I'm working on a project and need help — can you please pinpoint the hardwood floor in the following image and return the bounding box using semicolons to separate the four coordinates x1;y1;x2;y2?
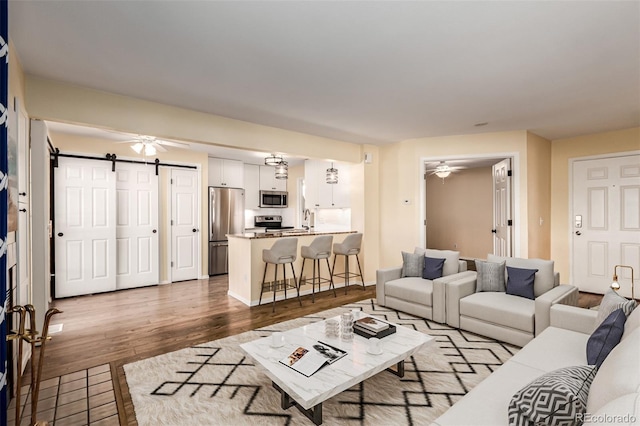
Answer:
22;277;600;425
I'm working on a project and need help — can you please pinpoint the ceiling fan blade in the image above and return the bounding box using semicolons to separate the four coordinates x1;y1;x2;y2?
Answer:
154;143;168;153
157;139;190;149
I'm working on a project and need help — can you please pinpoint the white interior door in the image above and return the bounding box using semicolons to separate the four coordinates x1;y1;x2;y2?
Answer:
171;168;200;282
17;105;30;306
492;158;512;256
54;157;116;297
116;163;159;289
572;154;640;297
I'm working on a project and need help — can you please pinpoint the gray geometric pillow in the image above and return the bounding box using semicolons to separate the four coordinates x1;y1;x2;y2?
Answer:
401;251;424;277
475;259;506;292
508;365;596;426
595;289;637;328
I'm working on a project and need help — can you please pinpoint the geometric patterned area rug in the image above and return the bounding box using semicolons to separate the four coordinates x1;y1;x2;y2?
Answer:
124;299;519;425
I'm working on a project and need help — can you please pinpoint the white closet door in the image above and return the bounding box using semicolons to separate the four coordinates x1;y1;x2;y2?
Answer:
492;159;512;257
116;163;159;289
55;157;116;297
171;168;200;282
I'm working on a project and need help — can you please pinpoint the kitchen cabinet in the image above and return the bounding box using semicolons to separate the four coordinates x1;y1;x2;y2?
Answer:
208;158;244;188
243;164;260;209
259;165;287;192
304;160;351;208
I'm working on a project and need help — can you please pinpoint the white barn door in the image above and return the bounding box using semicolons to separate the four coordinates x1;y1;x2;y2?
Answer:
572;154;640;297
54;157;116;297
116;163;159;290
171;168;200;282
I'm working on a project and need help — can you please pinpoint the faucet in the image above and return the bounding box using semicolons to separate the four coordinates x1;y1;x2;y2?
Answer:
303;209;311;229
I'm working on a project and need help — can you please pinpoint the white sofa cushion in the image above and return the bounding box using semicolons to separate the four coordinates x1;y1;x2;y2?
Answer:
510;327;589;372
488;254;555;297
587;328;640;414
624;305;640;338
460;292;535;333
584;394;639;425
415;248;460;277
385;277;432;306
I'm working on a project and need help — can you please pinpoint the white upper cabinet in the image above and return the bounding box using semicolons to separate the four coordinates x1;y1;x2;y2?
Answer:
208;158;244;188
243;164;260;210
304;160;351;208
259;165;287;192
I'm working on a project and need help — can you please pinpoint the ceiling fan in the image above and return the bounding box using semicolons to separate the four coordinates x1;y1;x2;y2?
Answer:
116;135;190;156
426;161;465;181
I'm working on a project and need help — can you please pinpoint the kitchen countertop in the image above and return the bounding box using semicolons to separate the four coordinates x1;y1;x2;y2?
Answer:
228;229;356;239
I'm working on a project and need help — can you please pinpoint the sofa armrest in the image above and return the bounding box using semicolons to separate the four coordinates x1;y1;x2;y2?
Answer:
432;271;476;324
534;284;579;336
550;304;598;335
376;267;402;306
554;272;560;286
457;260;467;272
444;272;478;328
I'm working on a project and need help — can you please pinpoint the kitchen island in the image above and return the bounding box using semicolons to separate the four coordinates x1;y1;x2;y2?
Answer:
227;230;358;306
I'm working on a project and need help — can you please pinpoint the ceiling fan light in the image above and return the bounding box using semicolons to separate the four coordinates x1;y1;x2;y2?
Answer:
435;169;451;178
131;142;144;154
144;144;157;156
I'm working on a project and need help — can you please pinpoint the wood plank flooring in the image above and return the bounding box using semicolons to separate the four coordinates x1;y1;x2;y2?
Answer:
20;276;600;425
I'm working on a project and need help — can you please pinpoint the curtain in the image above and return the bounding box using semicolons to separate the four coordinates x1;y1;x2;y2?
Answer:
1;0;9;423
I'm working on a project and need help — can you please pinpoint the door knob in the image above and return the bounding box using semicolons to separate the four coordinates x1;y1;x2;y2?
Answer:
57;232;63;237
152;229;157;233
491;229;497;234
192;228;198;232
19;208;27;212
575;231;582;236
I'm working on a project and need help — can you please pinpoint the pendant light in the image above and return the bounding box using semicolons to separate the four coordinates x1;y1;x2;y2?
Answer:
326;162;338;184
265;153;284;166
275;160;288;180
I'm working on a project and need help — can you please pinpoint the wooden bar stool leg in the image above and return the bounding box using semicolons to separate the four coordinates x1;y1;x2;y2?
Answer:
259;262;268;305
356;254;365;290
291;262;302;306
326;258;337;297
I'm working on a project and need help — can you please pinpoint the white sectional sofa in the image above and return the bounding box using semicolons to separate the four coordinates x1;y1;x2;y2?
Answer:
376;249;474;323
432;303;640;425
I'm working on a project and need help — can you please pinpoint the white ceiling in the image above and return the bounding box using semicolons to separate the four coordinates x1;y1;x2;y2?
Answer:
10;1;640;145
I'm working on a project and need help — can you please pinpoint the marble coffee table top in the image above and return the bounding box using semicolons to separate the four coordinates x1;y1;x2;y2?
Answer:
240;315;435;410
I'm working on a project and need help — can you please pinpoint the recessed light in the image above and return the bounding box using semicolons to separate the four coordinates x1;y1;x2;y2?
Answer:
474;122;489;127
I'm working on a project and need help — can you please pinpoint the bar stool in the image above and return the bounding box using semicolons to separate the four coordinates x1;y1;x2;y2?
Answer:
300;235;336;302
258;237;301;312
331;233;365;294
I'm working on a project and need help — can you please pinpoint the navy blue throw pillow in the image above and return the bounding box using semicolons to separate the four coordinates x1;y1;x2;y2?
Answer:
587;308;627;368
506;266;538;300
423;257;446;280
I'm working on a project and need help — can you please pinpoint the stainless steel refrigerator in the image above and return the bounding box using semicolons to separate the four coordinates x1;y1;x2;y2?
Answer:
209;187;245;275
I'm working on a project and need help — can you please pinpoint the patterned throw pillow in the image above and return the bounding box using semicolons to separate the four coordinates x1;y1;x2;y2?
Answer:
475;259;506;292
506;266;538;300
422;257;446;280
401;251;424;277
508;365;596;426
595;289;637;328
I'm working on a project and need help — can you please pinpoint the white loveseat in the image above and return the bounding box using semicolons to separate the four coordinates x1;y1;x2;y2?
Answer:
432;303;640;425
445;254;578;346
376;249;474;323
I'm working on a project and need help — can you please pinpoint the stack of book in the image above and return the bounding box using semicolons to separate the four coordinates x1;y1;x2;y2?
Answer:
353;316;396;339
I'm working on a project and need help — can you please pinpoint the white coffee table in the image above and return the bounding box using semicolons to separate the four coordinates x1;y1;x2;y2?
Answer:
240;315;435;425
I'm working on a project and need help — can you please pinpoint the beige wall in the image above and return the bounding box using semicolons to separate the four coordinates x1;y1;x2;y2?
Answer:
550;127;640;284
25;76;362;163
526;132;552;259
50;132;210;281
426;167;493;259
378;131;529;268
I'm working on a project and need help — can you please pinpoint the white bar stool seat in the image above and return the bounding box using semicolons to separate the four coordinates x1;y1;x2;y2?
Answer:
258;237;301;312
300;235;336;302
331;233;365;294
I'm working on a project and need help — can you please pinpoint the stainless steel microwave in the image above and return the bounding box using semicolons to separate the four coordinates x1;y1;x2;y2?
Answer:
259;190;288;208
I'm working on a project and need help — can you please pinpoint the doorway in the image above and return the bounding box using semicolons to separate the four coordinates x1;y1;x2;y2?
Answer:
421;155;518;259
571;153;640;296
